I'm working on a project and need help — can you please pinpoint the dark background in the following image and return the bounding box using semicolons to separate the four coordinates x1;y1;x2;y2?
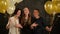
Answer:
0;0;52;34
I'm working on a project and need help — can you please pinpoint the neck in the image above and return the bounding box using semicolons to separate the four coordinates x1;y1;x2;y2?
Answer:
14;15;18;19
25;14;29;19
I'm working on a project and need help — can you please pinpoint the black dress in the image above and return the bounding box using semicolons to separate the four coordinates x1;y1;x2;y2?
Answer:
31;17;47;34
21;19;32;34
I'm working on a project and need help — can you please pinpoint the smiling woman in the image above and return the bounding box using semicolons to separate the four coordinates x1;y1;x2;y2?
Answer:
6;9;22;34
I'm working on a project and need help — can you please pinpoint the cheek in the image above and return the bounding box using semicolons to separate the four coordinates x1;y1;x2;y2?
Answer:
34;13;39;15
28;11;29;14
24;11;29;14
34;13;37;15
24;11;26;13
17;13;21;16
26;11;29;14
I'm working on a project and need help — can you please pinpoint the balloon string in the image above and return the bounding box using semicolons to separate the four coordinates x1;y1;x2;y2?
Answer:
50;12;56;25
49;12;56;34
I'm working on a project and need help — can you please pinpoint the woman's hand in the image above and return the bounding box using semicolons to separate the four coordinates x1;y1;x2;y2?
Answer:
6;25;9;30
45;26;52;32
31;23;38;29
15;24;23;28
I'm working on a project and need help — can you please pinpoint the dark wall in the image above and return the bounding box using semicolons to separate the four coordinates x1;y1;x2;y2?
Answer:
0;13;9;34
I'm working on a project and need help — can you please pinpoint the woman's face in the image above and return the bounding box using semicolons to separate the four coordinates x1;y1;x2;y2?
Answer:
16;10;21;17
23;8;29;15
33;10;39;17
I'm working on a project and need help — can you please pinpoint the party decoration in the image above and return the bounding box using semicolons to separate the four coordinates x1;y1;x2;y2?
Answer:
0;0;7;14
7;0;23;15
13;0;23;3
44;1;60;34
44;1;60;15
44;1;54;14
54;1;60;13
52;0;60;2
7;6;15;15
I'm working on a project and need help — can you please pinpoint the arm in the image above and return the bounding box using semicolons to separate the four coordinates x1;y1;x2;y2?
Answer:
6;18;11;29
43;18;52;32
15;24;23;28
14;19;23;28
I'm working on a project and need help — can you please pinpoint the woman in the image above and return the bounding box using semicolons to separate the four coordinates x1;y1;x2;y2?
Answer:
6;9;23;34
21;7;32;34
31;9;51;34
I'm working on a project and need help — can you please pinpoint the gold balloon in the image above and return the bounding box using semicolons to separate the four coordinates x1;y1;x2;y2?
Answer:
52;0;60;2
0;0;7;14
55;1;60;13
14;0;23;3
6;0;15;15
44;1;60;15
44;1;54;15
7;6;15;15
53;1;60;13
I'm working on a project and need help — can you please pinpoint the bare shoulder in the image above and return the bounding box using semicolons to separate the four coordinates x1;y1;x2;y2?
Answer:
9;17;14;21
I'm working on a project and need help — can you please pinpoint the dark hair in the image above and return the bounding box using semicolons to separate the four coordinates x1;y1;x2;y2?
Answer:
23;7;30;10
33;8;40;15
12;9;22;24
34;9;40;12
12;8;22;16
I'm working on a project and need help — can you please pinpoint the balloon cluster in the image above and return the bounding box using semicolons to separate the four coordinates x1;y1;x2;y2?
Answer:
0;0;7;14
0;0;23;15
44;0;60;15
7;0;23;15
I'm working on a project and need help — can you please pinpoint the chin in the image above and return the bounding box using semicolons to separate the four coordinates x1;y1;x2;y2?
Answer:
17;15;20;17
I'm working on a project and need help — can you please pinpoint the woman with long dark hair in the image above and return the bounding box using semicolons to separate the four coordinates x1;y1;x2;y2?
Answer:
21;7;32;34
6;9;23;34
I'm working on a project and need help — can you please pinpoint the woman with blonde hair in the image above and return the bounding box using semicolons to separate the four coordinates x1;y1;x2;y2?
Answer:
21;7;32;34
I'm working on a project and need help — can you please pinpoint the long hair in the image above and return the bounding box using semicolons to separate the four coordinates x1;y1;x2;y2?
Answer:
21;7;31;26
12;8;22;23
